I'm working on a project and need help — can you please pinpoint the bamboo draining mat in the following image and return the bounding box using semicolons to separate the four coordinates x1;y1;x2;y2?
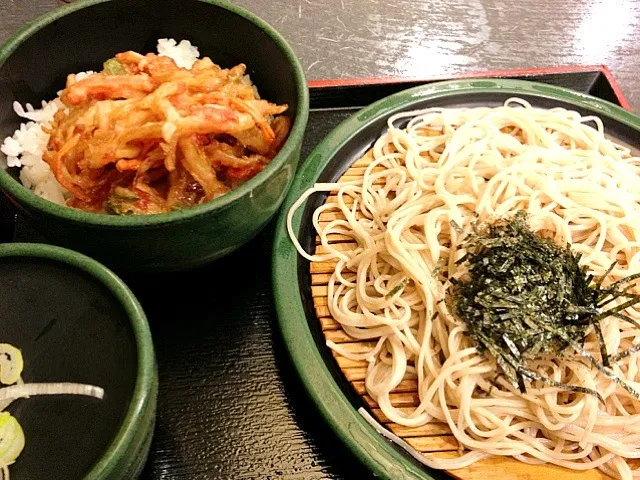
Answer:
311;152;613;480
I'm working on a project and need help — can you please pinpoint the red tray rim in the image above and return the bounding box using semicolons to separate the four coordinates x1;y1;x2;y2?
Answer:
307;65;631;111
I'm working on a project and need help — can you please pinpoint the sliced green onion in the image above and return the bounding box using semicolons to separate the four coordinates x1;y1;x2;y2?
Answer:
103;58;126;75
0;345;23;386
0;383;104;403
0;412;25;467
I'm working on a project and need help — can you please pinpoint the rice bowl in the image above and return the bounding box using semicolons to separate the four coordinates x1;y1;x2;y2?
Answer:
0;0;309;270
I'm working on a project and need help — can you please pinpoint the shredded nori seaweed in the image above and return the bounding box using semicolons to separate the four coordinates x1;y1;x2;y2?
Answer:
451;212;640;401
386;278;408;299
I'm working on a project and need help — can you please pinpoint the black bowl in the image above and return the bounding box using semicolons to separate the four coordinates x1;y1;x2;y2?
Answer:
0;243;157;479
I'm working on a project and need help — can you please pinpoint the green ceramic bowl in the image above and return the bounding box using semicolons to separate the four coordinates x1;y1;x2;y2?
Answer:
273;79;640;479
0;242;157;480
0;0;309;271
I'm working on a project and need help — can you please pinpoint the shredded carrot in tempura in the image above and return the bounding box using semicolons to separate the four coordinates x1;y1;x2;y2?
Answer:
43;52;291;214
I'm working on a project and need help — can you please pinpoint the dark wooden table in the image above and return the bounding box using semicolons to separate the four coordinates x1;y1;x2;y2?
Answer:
2;1;640;479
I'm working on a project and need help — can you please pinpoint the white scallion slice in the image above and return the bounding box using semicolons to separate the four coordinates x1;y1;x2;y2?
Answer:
0;412;24;466
0;346;23;386
0;383;104;403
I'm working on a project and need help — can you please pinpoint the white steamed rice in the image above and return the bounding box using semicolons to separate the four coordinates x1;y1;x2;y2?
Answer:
0;39;201;206
157;38;199;69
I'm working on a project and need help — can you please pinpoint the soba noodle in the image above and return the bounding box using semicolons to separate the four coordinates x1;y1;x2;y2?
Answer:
287;98;640;479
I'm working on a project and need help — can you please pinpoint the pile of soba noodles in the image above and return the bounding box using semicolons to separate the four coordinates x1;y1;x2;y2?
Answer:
288;98;640;479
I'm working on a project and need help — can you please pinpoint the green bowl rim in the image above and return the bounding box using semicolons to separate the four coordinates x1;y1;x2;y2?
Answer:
272;78;640;480
0;242;156;479
0;0;310;227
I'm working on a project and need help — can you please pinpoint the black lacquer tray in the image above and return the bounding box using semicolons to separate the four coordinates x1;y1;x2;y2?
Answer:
0;66;631;479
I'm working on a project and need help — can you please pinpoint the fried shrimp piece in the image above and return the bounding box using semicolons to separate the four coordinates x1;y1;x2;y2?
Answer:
68;79;151;105
62;74;156;105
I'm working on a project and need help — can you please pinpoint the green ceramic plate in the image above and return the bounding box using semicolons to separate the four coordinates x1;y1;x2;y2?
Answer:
272;79;640;479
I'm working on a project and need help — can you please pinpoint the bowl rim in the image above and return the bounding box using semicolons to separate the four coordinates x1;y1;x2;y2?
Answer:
272;78;640;480
0;0;310;227
0;242;156;478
